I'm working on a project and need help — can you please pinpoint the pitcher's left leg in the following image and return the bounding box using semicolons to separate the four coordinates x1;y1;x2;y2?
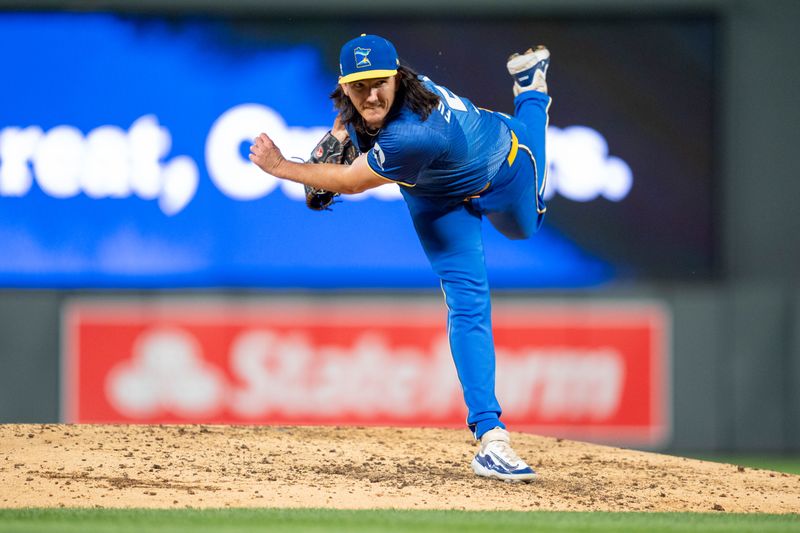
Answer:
402;193;504;439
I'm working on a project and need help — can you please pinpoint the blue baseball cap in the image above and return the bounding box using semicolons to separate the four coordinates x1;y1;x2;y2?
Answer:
339;34;399;84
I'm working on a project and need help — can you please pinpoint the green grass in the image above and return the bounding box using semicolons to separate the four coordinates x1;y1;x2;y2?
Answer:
1;509;799;533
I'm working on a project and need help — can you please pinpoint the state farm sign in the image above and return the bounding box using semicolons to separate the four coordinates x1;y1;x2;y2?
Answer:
62;298;670;446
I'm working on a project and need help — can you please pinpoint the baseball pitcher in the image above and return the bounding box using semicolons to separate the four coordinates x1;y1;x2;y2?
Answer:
250;34;551;482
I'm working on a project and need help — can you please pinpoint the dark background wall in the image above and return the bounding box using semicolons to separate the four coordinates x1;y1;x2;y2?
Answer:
0;0;798;452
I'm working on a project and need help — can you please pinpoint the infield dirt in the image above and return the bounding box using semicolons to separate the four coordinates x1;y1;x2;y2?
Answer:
1;424;798;513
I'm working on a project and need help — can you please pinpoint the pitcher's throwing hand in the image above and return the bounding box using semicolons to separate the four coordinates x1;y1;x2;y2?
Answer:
249;132;284;175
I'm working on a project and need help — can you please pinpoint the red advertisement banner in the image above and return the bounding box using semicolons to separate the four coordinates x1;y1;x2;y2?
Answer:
62;299;670;446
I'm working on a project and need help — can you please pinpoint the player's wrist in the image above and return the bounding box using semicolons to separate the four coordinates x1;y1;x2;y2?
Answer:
270;155;290;178
330;129;348;143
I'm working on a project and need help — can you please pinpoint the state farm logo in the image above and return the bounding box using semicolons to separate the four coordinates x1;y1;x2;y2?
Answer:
64;300;668;446
106;329;227;418
103;326;625;423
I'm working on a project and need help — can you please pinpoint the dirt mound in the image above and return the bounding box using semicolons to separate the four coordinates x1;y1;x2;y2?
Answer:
1;424;798;513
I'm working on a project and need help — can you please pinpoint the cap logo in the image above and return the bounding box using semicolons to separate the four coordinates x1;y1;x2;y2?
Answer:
354;47;372;68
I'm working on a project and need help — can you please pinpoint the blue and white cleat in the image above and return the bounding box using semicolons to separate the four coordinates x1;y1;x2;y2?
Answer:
472;427;537;482
506;45;550;96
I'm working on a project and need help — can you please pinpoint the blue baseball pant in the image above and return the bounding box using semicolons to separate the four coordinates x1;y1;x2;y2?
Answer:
401;91;551;439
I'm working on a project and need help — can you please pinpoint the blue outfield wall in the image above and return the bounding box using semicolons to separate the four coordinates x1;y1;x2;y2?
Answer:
0;13;716;289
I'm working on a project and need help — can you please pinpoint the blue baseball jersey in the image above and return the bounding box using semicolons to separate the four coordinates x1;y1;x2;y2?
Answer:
351;76;512;199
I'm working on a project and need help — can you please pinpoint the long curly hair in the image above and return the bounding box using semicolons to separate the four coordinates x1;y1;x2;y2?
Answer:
330;64;440;136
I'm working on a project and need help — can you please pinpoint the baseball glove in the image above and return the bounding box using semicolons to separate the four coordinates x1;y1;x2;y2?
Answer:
305;131;359;211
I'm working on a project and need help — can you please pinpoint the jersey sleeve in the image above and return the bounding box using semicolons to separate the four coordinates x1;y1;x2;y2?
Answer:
366;124;445;187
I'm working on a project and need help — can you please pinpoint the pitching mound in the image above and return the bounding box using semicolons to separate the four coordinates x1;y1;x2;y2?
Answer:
1;424;798;513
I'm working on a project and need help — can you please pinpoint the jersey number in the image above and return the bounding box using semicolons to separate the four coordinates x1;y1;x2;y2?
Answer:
432;84;468;112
